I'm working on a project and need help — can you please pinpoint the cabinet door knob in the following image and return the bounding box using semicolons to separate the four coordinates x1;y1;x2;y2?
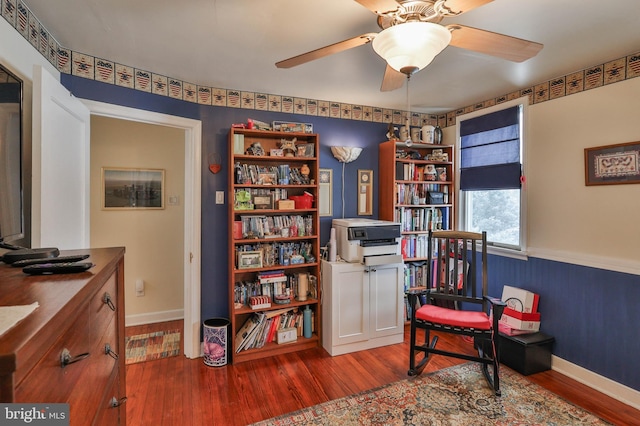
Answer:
104;343;119;360
102;292;116;311
60;348;90;368
109;396;128;408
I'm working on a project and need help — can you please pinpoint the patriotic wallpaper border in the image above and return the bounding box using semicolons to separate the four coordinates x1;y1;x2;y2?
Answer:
3;0;640;128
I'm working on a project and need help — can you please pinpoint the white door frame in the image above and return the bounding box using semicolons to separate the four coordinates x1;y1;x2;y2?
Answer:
82;99;202;359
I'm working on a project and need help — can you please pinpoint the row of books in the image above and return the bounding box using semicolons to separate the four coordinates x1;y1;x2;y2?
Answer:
234;163;309;185
403;257;467;289
396;207;449;233
396;183;448;205
236;241;315;267
235;308;309;353
234;274;292;307
403;261;430;291
396;163;447;182
240;214;313;239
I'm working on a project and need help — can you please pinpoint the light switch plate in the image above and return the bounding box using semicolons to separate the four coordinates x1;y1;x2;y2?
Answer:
215;191;224;204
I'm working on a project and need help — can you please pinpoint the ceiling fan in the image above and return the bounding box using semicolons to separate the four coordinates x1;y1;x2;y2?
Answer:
275;0;543;92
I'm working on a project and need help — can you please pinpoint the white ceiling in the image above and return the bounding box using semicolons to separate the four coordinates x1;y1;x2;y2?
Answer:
21;0;640;114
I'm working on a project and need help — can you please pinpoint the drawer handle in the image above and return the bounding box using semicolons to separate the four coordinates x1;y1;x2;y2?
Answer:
104;343;119;360
60;348;90;368
109;396;128;408
102;292;116;311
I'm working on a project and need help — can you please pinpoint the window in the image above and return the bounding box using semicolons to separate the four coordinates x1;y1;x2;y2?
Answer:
457;98;527;251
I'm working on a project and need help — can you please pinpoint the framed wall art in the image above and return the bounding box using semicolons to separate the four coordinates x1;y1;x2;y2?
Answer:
584;141;640;186
357;169;373;216
102;167;165;209
318;168;333;217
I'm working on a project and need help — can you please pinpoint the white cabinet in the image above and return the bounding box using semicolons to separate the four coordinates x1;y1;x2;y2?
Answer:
321;260;404;356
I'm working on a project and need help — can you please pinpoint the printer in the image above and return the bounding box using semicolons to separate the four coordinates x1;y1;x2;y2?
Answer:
332;218;402;266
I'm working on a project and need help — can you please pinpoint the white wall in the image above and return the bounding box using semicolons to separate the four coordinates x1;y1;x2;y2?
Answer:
527;77;640;269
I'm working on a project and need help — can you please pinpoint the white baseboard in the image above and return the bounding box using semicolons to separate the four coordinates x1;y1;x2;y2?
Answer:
125;309;184;327
552;355;640;410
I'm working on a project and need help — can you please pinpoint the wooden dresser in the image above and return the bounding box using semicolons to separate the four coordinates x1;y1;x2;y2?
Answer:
0;247;126;425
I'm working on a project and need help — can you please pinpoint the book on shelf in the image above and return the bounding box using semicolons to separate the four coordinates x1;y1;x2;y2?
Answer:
235;313;265;353
258;270;287;284
250;295;271;310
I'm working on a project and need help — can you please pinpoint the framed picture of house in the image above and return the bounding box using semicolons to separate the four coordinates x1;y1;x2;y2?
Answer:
102;167;165;209
584;141;640;186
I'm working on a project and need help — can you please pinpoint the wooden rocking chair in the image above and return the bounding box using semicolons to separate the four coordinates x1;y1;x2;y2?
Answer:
406;230;506;395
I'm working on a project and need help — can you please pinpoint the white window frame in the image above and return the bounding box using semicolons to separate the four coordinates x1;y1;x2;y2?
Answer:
455;96;529;259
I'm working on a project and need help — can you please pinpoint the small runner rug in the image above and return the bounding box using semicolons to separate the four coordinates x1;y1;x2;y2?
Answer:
252;363;612;426
125;329;181;365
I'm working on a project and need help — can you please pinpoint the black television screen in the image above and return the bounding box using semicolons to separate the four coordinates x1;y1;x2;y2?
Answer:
0;63;23;245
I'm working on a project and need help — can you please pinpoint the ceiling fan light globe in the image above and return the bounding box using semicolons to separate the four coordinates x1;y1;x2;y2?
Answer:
372;22;451;73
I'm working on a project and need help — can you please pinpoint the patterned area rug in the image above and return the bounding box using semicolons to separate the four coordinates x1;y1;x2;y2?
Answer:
125;329;181;365
252;363;612;426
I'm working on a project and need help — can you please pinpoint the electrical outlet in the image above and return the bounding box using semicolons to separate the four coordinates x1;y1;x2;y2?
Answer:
216;191;224;204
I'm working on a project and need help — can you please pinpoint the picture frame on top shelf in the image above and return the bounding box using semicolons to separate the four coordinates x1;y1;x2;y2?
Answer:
584;141;640;185
102;167;164;210
237;250;263;269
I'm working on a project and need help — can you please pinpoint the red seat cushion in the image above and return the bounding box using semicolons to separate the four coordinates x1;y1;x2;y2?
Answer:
416;304;492;330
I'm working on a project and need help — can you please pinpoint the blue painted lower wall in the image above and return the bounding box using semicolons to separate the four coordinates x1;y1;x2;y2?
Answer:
487;254;639;391
62;75;639;393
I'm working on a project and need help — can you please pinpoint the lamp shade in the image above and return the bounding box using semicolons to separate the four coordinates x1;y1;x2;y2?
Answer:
372;22;451;73
331;146;362;163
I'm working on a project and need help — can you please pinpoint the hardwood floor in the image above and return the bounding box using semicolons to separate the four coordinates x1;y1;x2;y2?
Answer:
125;321;639;425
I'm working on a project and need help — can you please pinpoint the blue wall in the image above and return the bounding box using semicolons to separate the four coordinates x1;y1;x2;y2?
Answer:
487;255;639;391
62;75;639;392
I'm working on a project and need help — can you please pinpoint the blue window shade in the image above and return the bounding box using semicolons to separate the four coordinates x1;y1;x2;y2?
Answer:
460;105;521;190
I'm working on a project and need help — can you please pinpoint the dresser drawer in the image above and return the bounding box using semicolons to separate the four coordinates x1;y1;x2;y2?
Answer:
67;315;119;425
15;306;91;402
92;272;118;346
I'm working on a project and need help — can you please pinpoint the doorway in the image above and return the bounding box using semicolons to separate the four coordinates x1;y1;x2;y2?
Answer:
83;100;202;359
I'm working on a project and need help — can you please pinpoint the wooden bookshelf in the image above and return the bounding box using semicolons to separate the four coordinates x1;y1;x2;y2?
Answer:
379;140;455;322
227;128;321;363
379;140;455;261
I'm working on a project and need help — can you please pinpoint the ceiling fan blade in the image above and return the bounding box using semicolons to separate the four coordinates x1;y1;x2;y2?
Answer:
275;33;377;68
441;0;493;15
380;64;406;92
354;0;400;14
447;24;543;62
